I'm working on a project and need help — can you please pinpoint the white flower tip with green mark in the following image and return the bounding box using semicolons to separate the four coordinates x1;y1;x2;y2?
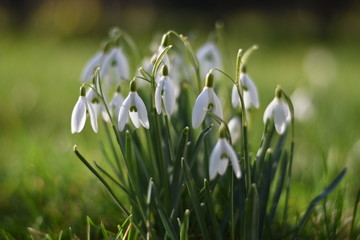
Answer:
118;92;149;131
231;73;259;109
191;87;223;128
209;138;241;180
155;75;176;116
71;95;98;134
263;97;291;135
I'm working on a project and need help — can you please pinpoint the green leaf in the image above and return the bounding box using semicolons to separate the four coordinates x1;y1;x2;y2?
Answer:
292;168;347;239
189;124;213;168
182;158;210;240
244;183;259;240
203;179;222;240
179;209;190;240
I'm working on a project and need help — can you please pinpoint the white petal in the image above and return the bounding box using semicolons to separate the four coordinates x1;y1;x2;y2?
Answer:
197;43;221;77
164;78;176;115
228;117;242;143
99;49;115;79
135;93;150;129
118;95;131;131
86;99;98;133
71;97;87;133
231;85;240;108
113;48;129;80
209;140;223;180
243;74;259;109
211;89;223;120
129;111;141;128
155;80;163;114
223;139;241;179
274;99;288;134
263;99;275;124
192;88;209;128
81;52;103;82
110;92;124;119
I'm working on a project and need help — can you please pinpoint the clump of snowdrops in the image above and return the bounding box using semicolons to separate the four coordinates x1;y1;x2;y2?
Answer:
71;27;346;239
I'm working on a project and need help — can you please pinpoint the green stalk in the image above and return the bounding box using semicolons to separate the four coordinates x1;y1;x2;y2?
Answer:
73;146;130;217
230;172;235;240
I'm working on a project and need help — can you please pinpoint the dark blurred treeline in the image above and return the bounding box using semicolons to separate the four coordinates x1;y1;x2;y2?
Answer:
0;0;359;40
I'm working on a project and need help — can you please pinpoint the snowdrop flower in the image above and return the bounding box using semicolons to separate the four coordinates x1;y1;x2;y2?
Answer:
232;72;259;109
192;73;223;128
86;85;110;122
81;52;104;83
196;42;221;78
263;87;291;135
150;34;170;67
155;65;176;115
118;81;149;131
100;47;130;85
228;116;242;143
209;124;241;180
109;85;124;120
71;86;98;133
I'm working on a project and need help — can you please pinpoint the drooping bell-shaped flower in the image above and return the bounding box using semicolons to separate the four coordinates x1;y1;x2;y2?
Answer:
192;73;223;128
228;116;242;143
109;85;124;120
209;124;241;180
196;42;221;78
86;85;110;122
232;71;259;109
71;86;98;133
263;87;291;135
81;52;104;83
118;81;149;131
100;47;130;84
155;65;176;115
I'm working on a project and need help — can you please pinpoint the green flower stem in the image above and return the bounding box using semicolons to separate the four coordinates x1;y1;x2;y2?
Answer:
73;146;130;217
280;89;295;231
230;172;235;240
150;74;170;208
164;114;175;163
235;84;252;192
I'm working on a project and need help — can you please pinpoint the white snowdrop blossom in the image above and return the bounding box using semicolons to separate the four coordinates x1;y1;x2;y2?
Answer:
81;52;104;83
109;87;124;120
196;42;221;78
118;81;149;131
71;87;98;133
100;47;129;84
86;85;110;122
155;65;176;115
228;116;242;143
232;73;259;109
192;73;223;128
209;126;241;180
263;89;291;135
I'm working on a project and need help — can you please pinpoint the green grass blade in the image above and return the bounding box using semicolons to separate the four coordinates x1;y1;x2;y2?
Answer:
182;158;210;240
151;184;178;240
179;209;190;240
292;168;347;239
244;183;260;240
269;152;288;223
151;45;172;77
189;124;213;168
74;146;130;217
350;188;360;238
203;179;222;240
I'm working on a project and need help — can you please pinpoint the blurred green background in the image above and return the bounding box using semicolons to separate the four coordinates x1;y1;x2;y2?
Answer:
1;0;360;238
